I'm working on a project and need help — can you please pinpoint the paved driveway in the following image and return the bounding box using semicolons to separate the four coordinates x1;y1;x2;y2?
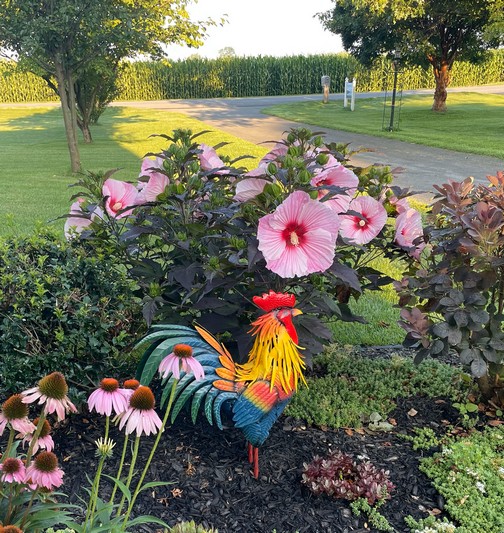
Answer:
114;85;504;201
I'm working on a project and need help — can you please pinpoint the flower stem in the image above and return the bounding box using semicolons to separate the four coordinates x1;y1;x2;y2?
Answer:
3;427;15;460
25;411;47;466
84;416;110;531
109;432;129;507
122;379;179;527
116;435;140;519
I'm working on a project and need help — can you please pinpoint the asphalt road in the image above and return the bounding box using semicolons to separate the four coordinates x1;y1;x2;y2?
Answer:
112;84;504;201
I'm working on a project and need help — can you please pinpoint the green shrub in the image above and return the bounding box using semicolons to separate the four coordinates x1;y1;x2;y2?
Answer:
169;521;218;533
0;229;145;395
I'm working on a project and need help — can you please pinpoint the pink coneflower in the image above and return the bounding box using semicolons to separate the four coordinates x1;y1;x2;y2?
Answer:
311;163;359;214
198;143;228;174
88;378;131;417
137;157;169;202
395;208;425;259
22;372;77;422
234;177;269;202
64;198;104;240
115;386;162;437
0;457;26;484
21;418;54;454
339;196;388;245
257;190;340;278
123;379;140;390
25;451;64;490
0;394;36;437
159;344;205;381
102;178;139;219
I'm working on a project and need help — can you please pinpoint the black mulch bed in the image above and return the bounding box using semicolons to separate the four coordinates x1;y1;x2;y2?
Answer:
46;346;467;533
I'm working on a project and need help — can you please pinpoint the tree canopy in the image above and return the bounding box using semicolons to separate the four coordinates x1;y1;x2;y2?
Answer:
0;0;223;171
318;0;503;111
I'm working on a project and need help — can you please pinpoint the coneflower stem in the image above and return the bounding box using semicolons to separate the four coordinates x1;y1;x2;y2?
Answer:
25;411;47;466
122;379;179;527
109;432;129;507
116;435;140;518
3;427;15;460
20;490;36;530
84;416;110;531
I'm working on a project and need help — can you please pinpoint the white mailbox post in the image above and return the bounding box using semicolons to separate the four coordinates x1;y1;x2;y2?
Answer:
343;77;356;111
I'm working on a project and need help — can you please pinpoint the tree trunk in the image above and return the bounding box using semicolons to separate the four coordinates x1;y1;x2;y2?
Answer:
54;61;81;172
77;117;93;143
432;61;450;113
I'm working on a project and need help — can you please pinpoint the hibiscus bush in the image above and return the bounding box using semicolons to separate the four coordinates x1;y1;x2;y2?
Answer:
64;127;424;361
396;173;504;407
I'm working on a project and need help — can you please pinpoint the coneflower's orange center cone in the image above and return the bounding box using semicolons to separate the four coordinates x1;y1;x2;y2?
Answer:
38;372;68;400
34;451;58;472
173;343;193;358
100;378;119;392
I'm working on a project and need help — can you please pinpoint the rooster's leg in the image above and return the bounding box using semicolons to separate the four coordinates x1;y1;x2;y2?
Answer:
246;442;260;478
253;446;259;479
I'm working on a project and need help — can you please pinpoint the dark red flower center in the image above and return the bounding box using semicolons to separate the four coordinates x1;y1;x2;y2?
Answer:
282;222;306;247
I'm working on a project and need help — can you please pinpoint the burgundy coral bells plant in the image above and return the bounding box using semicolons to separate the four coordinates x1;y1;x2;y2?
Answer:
302;450;395;505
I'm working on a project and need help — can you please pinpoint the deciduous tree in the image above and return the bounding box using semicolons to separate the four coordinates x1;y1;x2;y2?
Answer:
318;0;503;112
0;1;223;171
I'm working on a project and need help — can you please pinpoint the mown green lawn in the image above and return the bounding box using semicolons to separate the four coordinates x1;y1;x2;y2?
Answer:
0;105;268;235
262;92;504;159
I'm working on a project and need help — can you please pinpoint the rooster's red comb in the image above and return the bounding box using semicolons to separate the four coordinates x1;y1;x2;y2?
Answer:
253;290;296;312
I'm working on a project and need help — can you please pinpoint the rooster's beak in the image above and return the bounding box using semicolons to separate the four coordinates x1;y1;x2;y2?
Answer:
292;308;303;317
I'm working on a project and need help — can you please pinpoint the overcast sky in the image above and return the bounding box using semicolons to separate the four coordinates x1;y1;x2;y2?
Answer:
164;0;343;60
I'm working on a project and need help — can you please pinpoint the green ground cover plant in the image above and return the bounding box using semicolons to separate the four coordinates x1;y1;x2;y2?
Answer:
419;425;504;533
0;106;267;235
263;92;504;159
286;345;469;428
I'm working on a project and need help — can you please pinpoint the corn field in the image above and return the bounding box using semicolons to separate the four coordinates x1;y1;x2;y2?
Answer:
1;50;503;103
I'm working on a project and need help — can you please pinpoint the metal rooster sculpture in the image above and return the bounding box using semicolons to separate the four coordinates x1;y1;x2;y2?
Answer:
137;290;306;478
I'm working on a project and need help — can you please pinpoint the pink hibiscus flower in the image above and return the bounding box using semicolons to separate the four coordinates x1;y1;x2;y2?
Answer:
64;198;104;240
102;178;140;219
395;208;425;259
390;196;410;214
234;177;270;202
259;142;288;165
198;143;229;174
311;163;359;213
339;196;388;245
137;157;169;202
257;190;340;278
